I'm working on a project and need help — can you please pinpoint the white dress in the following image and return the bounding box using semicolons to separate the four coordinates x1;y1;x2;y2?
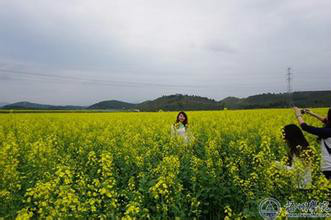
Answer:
171;123;189;143
286;155;312;189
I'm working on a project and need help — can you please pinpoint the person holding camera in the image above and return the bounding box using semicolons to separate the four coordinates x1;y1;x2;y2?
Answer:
293;107;331;179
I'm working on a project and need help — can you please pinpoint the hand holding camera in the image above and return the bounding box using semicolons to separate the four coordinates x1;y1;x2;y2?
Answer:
297;108;311;115
293;107;303;118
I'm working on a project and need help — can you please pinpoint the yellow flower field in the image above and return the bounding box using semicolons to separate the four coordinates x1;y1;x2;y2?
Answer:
0;109;330;219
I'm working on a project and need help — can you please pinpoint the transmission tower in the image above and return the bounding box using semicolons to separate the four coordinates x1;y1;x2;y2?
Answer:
287;67;293;106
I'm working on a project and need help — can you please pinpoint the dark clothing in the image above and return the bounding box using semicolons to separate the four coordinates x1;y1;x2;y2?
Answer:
323;171;331;179
322;118;328;124
300;122;331;173
300;123;331;139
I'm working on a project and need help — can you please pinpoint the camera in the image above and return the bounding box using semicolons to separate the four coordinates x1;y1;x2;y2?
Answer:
300;109;306;114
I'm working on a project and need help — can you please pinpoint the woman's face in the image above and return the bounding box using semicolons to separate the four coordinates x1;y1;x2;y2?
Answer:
178;113;186;122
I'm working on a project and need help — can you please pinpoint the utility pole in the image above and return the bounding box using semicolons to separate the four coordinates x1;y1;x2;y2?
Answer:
287;67;293;107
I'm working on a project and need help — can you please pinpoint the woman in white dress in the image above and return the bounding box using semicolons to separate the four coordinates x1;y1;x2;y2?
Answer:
171;111;189;142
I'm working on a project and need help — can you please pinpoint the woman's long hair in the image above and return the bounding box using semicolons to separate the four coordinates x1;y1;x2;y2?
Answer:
283;124;310;166
318;108;331;141
175;111;188;127
326;108;331;128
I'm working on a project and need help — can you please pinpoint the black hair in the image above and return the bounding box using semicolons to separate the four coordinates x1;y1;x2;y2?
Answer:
283;124;310;166
175;111;188;127
326;108;331;128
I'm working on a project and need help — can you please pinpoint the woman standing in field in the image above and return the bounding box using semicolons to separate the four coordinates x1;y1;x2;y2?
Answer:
281;124;312;188
171;111;189;142
293;107;331;179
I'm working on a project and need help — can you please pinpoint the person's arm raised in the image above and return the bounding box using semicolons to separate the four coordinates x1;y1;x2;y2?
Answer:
294;107;305;125
294;107;331;138
304;108;327;124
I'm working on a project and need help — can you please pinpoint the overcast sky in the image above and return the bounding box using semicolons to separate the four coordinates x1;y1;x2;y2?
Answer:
0;0;330;105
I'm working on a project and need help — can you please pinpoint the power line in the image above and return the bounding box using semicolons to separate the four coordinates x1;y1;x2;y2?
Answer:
0;68;208;88
2;67;324;91
1;73;286;90
0;68;287;89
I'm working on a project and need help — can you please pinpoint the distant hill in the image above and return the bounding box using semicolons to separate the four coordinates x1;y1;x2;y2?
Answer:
2;101;85;110
2;90;330;111
0;102;9;107
88;100;136;110
220;90;330;109
87;95;221;111
136;94;221;111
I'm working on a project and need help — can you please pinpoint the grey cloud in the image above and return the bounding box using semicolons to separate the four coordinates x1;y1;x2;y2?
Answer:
0;0;330;104
0;73;11;81
205;42;237;54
